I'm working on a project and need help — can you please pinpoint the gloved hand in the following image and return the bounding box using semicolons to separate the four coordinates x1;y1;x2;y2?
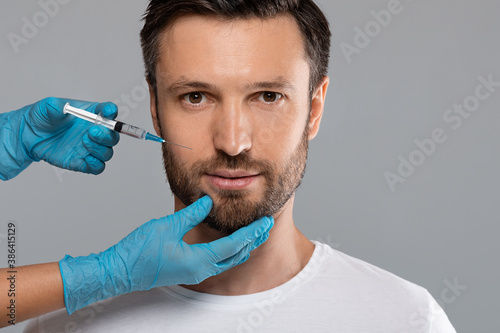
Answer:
59;196;274;314
0;97;120;180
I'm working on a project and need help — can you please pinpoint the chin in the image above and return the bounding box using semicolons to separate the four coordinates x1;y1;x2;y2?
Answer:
209;217;259;234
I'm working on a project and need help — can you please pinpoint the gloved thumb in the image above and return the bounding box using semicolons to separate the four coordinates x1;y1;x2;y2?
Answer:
38;97;68;123
94;102;118;120
175;196;213;233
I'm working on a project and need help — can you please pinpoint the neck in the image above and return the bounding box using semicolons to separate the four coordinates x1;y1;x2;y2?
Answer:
175;195;314;295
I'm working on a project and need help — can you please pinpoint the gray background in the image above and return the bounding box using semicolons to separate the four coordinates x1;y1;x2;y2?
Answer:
1;0;498;332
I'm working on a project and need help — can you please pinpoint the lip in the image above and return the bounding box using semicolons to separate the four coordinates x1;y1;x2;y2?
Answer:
206;170;260;190
209;170;260;178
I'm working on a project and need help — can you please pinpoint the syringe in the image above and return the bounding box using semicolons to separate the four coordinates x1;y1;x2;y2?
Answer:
63;103;192;150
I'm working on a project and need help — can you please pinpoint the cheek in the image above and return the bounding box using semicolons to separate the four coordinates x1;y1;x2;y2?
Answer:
252;105;308;157
158;102;209;154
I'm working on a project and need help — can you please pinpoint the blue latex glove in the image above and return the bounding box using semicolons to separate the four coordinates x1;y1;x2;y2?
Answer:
0;97;120;180
59;196;274;314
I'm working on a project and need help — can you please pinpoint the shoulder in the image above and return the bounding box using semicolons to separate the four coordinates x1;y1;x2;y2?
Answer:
311;242;444;312
312;241;428;295
305;242;455;332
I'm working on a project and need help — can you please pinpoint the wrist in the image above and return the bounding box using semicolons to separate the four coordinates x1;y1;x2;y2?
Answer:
0;109;34;180
59;248;129;315
19;106;42;162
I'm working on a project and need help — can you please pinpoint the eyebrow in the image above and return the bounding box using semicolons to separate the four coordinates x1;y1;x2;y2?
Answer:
164;76;296;93
165;77;217;93
246;77;296;92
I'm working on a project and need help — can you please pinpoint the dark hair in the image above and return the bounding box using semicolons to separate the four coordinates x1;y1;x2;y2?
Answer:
140;0;331;96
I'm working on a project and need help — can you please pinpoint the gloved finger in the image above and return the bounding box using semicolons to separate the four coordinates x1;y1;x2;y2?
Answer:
84;154;106;175
94;102;119;120
244;228;271;253
82;133;114;162
203;216;274;261
216;231;270;269
65;152;89;173
42;97;71;122
175;196;213;233
88;125;120;147
233;254;250;267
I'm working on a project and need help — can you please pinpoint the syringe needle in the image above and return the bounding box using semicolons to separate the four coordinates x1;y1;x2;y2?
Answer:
165;141;193;150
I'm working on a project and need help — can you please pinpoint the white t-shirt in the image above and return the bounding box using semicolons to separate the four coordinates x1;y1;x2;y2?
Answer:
25;242;456;333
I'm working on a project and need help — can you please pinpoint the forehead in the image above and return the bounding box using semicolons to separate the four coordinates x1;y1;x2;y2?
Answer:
156;14;309;87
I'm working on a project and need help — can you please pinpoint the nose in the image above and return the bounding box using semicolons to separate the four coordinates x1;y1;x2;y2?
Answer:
212;100;252;156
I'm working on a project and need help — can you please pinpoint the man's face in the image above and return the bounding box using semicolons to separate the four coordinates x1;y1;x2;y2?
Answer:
150;14;325;234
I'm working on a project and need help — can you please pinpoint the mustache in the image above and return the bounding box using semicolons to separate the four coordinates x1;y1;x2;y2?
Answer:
162;143;276;179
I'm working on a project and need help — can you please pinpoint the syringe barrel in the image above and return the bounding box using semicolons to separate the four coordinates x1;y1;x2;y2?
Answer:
114;121;146;140
95;113;117;131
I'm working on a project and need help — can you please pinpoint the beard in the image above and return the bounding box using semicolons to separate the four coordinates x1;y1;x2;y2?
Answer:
160;124;309;235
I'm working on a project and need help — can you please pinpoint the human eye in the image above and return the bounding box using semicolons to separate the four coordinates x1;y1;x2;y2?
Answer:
181;92;208;106
257;91;284;104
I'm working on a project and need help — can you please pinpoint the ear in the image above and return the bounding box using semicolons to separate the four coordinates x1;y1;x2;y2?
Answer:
307;76;329;140
148;80;162;137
